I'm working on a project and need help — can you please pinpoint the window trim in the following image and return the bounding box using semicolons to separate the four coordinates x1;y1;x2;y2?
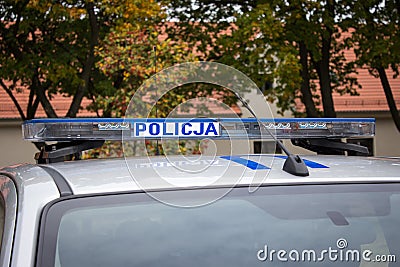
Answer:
36;182;400;267
0;174;18;267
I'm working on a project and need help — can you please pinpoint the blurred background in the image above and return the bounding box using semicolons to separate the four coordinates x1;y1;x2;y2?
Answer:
0;0;399;166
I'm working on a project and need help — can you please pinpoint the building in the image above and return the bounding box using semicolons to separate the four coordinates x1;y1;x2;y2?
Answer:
1;65;399;167
0;92;94;167
294;45;400;157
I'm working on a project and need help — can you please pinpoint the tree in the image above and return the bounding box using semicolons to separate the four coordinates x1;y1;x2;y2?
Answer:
245;0;361;117
215;4;302;115
0;0;164;119
92;28;199;118
350;0;400;132
165;0;362;118
1;0;81;119
165;1;303;115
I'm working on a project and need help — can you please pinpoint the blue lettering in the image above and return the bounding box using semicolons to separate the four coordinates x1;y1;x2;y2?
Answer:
163;123;173;135
149;123;160;135
205;123;218;136
182;123;192;135
193;122;204;135
136;123;146;136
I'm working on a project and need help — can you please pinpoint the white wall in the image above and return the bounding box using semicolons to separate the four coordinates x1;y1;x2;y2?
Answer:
338;112;400;157
374;117;400;156
0;120;37;167
1;111;397;168
240;97;400;156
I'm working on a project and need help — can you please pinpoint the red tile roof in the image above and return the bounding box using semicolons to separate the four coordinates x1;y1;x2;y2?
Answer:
2;66;398;119
332;68;400;112
0;88;95;119
169;97;242;117
0;87;241;119
1;29;398;118
297;31;400;113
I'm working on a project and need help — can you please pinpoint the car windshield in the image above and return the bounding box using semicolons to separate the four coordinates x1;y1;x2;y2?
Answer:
39;184;400;267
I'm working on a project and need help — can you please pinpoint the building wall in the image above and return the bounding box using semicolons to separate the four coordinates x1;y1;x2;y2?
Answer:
240;96;400;157
1;110;398;168
242;92;400;157
375;117;400;156
0;120;37;167
338;111;400;157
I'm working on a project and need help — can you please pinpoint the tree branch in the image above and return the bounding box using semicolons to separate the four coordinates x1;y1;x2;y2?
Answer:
32;70;58;118
0;79;26;120
27;76;35;118
66;2;99;117
299;41;319;117
35;86;57;118
27;96;40;120
377;66;400;132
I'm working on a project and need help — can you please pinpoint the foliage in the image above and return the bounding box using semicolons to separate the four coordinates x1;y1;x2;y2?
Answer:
3;0;399;143
272;0;362;117
349;0;400;76
349;0;400;132
92;27;198;118
0;0;167;119
165;0;367;118
83;139;203;158
216;4;302;115
0;0;91;119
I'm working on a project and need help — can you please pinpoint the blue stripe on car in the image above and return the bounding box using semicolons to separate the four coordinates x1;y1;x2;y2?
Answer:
273;155;329;168
220;155;329;169
220;156;270;170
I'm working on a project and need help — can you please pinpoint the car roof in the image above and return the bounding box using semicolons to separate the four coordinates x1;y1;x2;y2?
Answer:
37;154;400;195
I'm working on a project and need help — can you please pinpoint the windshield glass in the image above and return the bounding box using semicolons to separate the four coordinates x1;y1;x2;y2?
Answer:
39;184;400;267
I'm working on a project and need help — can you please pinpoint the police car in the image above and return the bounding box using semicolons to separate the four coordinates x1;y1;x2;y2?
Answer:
0;117;399;267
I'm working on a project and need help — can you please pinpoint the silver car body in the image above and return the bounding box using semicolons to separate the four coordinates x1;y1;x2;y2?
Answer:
1;154;400;266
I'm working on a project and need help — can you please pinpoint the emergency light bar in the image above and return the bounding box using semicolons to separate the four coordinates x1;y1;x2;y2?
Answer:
22;118;375;142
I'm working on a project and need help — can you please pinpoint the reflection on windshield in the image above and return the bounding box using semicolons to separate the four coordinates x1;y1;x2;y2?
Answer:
54;185;400;267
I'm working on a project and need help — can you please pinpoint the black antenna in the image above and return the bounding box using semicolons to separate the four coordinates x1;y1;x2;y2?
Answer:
234;92;309;176
154;45;160;156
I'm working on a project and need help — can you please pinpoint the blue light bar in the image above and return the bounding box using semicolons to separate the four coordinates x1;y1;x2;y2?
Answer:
22;118;375;142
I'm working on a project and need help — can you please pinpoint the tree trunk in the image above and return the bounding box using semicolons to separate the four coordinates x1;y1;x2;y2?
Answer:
32;69;58;118
319;0;336;118
27;83;40;120
0;80;26;120
35;86;58;118
319;39;336;118
66;2;99;118
299;41;319;117
27;97;40;120
377;66;400;132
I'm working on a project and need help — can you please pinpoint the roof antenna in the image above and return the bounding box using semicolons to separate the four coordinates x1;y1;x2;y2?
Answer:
234;92;309;176
154;45;160;156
